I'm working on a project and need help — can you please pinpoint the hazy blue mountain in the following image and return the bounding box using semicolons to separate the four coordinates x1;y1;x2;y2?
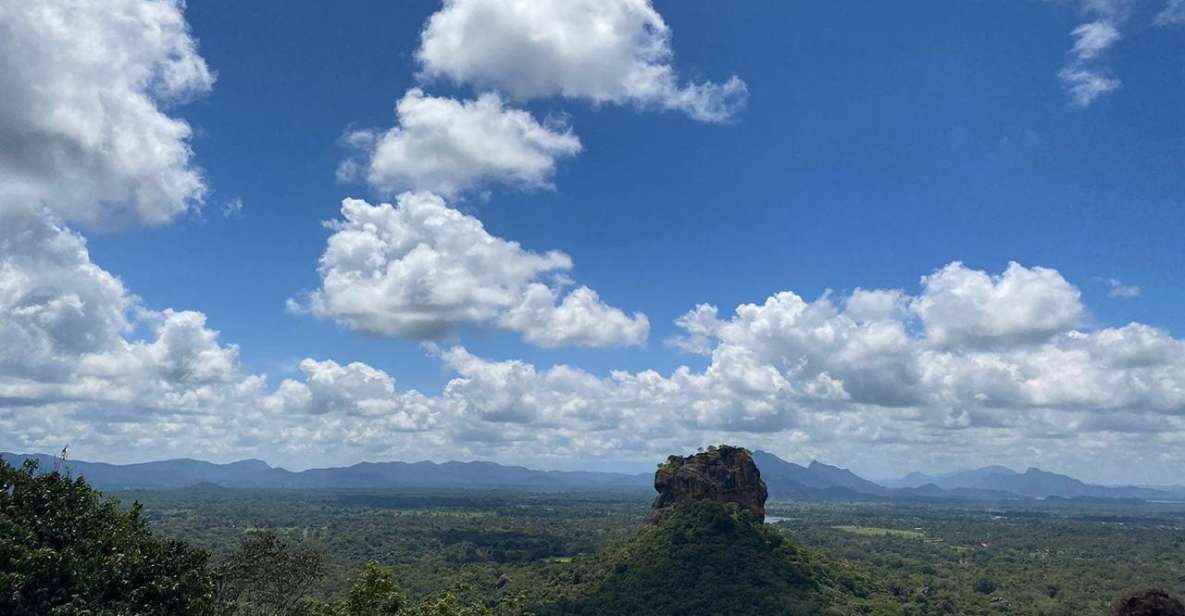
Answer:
887;471;938;488
800;460;892;497
1143;485;1185;499
888;464;1175;500
5;451;1176;502
970;467;1170;500
294;460;650;490
753;451;1015;502
0;453;298;489
752;452;1176;502
4;449;901;499
895;483;1024;502
885;465;1018;489
0;453;650;492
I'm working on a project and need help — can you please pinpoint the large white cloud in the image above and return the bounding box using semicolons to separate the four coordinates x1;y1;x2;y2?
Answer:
0;207;261;428
0;206;443;460
5;222;1185;481
276;259;1185;472
265;359;439;433
498;285;650;348
0;208;132;381
911;261;1083;349
0;0;214;228
340;89;582;198
291;192;649;347
0;212;258;418
415;0;747;122
668;262;1185;419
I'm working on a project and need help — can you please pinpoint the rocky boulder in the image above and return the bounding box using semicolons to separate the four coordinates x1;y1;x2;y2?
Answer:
1112;589;1185;616
648;445;768;524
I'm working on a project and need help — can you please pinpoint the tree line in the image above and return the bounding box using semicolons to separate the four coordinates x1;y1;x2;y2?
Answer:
0;458;526;616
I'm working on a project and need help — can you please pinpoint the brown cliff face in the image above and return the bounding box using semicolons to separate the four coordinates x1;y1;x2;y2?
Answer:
647;445;768;524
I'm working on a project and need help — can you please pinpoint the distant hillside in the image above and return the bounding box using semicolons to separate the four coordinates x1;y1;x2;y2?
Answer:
886;465;1018;490
754;452;891;498
0;453;295;489
5;451;1176;502
752;451;1021;502
886;463;1175;500
0;453;650;493
971;467;1171;500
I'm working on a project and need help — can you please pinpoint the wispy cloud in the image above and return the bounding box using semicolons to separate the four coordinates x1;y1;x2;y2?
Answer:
1070;21;1121;60
1059;18;1122;106
1155;0;1185;26
222;198;244;219
1059;67;1121;106
1105;277;1142;298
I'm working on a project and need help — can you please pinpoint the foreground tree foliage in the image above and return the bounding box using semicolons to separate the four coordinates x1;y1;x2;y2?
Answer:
0;458;221;615
216;531;326;615
0;459;516;616
307;560;522;616
334;561;407;616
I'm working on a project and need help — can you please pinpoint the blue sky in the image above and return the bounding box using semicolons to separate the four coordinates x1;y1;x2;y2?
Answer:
95;0;1185;383
2;0;1185;482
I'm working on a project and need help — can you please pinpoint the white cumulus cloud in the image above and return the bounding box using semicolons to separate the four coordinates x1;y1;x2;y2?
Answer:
0;0;214;228
911;261;1083;349
6;230;1185;482
291;193;648;347
0;206;442;462
0;207;262;422
340;89;583;198
415;0;747;122
499;285;651;348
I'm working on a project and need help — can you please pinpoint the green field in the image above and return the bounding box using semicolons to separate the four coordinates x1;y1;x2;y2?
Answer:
832;524;926;538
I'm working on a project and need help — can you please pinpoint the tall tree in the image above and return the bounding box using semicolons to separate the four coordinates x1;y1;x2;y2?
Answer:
216;531;325;616
0;458;222;615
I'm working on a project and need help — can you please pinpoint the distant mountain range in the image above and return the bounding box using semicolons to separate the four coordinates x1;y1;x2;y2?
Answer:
0;452;650;492
752;451;1032;502
4;450;1182;503
880;464;1180;500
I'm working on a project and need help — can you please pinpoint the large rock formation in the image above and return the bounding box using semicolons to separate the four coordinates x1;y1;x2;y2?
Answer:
1112;589;1185;616
648;445;767;524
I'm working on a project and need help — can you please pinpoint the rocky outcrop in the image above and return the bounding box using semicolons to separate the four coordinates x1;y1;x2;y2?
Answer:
648;445;768;524
1112;589;1185;616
